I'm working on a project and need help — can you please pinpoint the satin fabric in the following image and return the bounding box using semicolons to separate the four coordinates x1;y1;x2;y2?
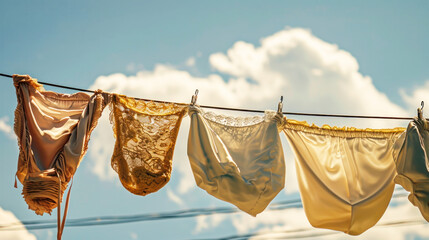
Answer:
394;111;429;221
109;94;187;196
283;119;404;235
13;75;109;215
187;106;285;216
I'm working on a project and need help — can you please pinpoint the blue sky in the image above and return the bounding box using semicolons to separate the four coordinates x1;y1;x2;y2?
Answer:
1;1;429;240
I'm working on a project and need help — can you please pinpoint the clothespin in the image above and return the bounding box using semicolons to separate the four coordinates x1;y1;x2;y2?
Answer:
277;96;283;113
418;101;425;119
191;89;199;106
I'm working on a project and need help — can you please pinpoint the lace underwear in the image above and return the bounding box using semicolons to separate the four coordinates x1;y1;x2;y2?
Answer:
394;114;429;222
282;119;405;235
187;105;285;216
13;75;109;239
109;94;187;196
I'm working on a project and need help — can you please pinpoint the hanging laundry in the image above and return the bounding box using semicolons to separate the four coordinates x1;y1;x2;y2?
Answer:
13;75;109;239
187;105;285;216
282;119;405;235
109;94;187;196
394;108;429;222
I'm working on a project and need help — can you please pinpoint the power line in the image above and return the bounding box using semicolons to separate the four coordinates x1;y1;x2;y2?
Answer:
191;227;335;240
0;73;416;120
0;199;303;231
193;219;427;240
0;191;409;231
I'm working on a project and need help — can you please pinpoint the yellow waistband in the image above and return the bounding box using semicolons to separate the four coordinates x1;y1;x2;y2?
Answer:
283;118;405;138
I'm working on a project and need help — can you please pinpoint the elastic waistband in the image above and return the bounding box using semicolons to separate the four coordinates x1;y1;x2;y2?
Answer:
283;118;405;138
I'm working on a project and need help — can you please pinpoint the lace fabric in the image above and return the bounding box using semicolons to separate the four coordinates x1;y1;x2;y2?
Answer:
203;111;276;127
109;94;187;196
202;110;282;145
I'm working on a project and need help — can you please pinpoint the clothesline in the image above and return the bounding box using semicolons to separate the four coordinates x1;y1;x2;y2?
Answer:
0;73;415;120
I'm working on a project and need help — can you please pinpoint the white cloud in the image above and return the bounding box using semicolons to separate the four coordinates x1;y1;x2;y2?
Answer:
231;207;309;235
33;230;53;240
400;80;429;117
166;189;185;207
126;63;144;73
172;117;196;195
126;63;136;72
46;230;53;240
0;117;16;140
282;135;300;195
88;113;117;181
185;57;196;67
130;232;138;240
0;207;37;240
209;28;408;128
194;215;209;233
194;214;227;234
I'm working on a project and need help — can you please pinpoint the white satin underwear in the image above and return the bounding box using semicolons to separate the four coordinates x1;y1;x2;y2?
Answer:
187;106;285;216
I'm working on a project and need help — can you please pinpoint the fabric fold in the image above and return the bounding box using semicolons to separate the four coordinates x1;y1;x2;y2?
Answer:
109;94;187;196
394;112;429;222
282;119;404;235
13;74;109;239
187;105;285;216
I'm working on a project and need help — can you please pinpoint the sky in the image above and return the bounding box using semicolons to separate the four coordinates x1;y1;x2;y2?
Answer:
1;1;429;239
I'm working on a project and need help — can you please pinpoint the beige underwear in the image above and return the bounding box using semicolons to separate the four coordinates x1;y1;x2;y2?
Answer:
13;75;109;239
394;110;429;222
187;105;285;216
283;119;404;235
109;94;187;196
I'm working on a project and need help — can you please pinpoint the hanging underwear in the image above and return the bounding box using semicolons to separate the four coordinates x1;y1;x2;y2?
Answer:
13;75;109;239
109;94;187;196
394;110;429;222
282;119;405;235
187;105;285;216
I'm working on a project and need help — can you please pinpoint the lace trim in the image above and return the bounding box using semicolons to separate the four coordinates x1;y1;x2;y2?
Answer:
198;110;281;144
283;118;405;138
109;94;187;138
203;110;278;127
